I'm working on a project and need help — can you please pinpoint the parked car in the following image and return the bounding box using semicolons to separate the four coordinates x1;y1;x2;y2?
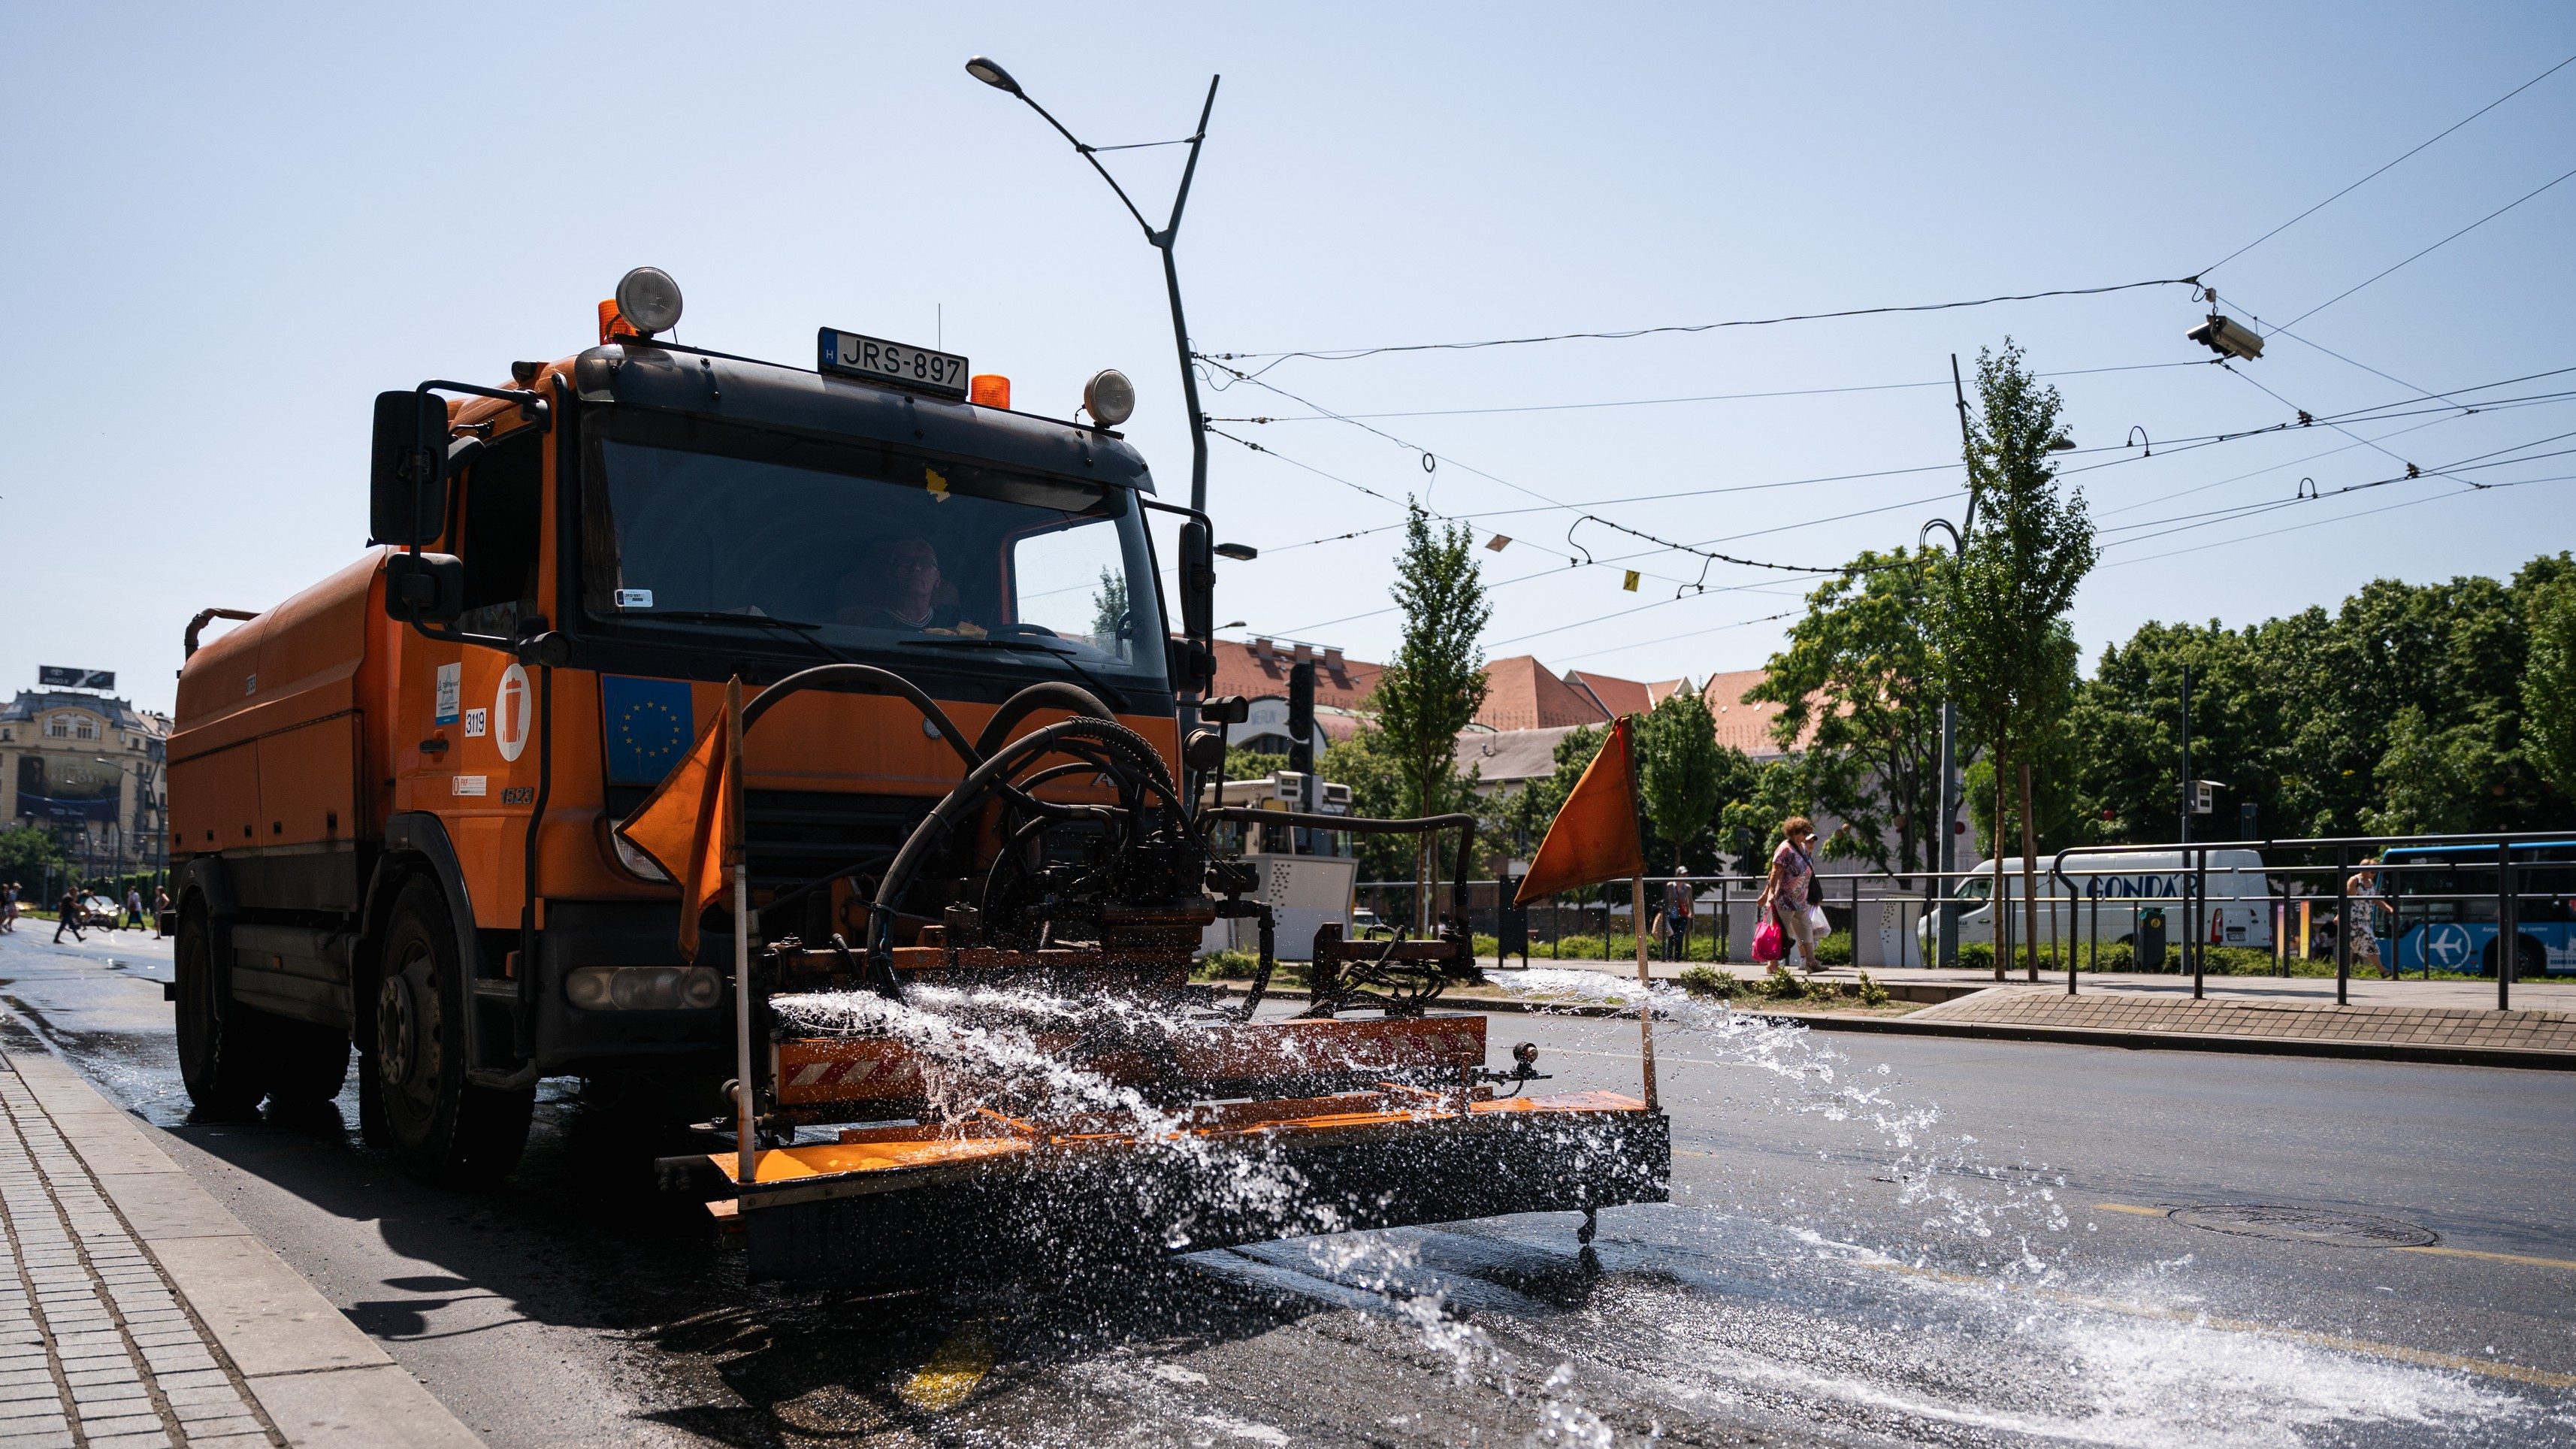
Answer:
1350;906;1390;938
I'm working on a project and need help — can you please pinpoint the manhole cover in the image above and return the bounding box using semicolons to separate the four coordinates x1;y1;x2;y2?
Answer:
2169;1203;2438;1248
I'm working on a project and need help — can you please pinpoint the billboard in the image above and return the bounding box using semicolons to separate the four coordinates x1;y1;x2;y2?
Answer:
14;756;121;823
37;667;115;691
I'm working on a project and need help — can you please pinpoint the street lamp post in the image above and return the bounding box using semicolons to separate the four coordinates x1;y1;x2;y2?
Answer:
965;56;1222;518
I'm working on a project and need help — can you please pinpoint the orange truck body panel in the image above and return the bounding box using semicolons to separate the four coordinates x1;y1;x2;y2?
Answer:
170;354;1182;1072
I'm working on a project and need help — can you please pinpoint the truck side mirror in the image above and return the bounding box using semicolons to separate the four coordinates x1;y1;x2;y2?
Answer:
1178;519;1214;641
383;552;465;625
369;390;451;546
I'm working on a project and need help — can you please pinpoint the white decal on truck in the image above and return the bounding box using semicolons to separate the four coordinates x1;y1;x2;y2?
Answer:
434;662;461;724
495;664;532;762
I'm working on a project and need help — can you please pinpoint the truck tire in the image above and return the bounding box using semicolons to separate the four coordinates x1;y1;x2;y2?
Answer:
174;906;266;1118
375;877;534;1184
265;1021;350;1107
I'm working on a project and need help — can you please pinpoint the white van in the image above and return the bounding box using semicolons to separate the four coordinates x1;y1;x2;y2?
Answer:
1937;850;2275;951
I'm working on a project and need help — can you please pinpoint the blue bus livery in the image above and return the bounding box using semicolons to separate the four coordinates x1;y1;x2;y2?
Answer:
2378;841;2576;978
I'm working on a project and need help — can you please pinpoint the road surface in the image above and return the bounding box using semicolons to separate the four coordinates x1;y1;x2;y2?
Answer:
2;927;2568;1446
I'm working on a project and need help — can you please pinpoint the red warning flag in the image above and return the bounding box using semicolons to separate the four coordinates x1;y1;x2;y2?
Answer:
616;677;745;956
1514;715;1646;904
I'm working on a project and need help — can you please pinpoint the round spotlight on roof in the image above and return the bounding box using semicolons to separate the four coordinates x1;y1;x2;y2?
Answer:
615;267;683;336
963;56;1021;93
1084;368;1135;427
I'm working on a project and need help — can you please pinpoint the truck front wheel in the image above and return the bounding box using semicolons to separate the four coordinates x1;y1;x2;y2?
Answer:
376;877;534;1184
174;907;266;1118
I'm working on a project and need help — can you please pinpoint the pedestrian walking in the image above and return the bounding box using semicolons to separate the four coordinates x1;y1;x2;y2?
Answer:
2348;857;2396;979
53;887;85;945
1758;817;1822;973
155;887;170;930
1649;901;1673;962
1;883;18;934
124;886;146;931
1667;879;1694;962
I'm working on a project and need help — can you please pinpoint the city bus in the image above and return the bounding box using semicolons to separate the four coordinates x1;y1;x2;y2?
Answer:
2380;841;2576;977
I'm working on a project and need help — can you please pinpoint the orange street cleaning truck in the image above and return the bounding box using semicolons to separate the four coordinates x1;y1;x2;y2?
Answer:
169;268;1664;1281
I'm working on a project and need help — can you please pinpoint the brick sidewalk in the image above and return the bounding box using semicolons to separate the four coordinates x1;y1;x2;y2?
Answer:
0;1043;482;1449
1909;987;2576;1057
0;1066;274;1448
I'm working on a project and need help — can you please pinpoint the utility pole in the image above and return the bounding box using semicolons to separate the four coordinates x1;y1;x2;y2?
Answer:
1927;352;1984;971
2178;664;2192;849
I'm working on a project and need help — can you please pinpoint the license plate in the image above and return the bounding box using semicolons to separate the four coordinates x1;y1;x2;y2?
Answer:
818;328;969;399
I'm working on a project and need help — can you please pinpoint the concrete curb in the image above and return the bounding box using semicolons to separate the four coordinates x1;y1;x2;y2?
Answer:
1210;984;2576;1071
3;1048;485;1447
1790;1009;2576;1070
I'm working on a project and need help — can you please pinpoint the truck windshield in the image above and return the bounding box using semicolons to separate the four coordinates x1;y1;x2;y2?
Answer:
580;410;1167;686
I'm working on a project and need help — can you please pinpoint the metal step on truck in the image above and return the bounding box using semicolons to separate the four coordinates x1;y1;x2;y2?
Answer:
167;268;1665;1281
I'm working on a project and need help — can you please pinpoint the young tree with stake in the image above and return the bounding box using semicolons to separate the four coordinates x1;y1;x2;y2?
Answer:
1368;505;1492;929
1938;343;2096;981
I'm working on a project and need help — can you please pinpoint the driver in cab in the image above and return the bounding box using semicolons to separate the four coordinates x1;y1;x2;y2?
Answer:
836;534;984;635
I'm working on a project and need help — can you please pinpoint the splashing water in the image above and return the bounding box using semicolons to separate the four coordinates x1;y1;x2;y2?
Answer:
766;975;2554;1444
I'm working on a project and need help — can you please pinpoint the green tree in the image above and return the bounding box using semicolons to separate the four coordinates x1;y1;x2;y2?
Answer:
1366;504;1493;925
1088;567;1129;649
1222;744;1289;782
1634;689;1724;873
0;824;67;888
2525;573;2576;803
1938;342;2095;979
1746;546;1947;876
2070;620;2282;842
2360;706;2484;836
1714;753;1810;873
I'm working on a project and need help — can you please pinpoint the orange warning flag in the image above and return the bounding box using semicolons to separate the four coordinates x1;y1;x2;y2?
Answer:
616;678;745;956
1514;714;1646;903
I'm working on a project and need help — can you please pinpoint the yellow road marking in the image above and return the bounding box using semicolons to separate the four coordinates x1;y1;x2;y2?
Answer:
2396;1245;2576;1272
2091;1203;2576;1272
1867;1259;2576;1389
897;1332;994;1412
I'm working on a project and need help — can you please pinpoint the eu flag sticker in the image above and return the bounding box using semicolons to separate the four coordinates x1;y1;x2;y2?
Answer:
603;676;697;785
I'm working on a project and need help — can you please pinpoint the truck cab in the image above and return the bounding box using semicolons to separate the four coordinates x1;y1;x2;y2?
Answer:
168;280;1195;1179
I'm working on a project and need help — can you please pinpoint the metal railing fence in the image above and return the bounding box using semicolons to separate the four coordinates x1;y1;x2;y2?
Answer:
1344;827;2571;1012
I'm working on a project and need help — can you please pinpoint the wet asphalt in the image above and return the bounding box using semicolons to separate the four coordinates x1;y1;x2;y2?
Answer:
1;925;2570;1447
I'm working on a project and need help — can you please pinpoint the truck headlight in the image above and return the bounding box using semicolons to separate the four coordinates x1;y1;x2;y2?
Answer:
610;832;670;882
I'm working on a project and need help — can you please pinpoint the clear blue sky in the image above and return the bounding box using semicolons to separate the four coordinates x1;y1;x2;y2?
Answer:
5;3;2571;713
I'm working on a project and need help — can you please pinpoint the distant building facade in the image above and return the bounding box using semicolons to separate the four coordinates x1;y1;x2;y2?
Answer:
0;687;169;875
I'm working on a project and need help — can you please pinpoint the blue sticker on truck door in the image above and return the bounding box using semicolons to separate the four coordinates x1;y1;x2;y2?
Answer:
603;676;697;785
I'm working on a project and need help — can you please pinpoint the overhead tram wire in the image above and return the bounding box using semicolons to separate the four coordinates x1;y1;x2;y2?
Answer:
2099;432;2576;550
1225;365;2576;565
2278;162;2576;330
1198;277;2202;375
2199;52;2576;276
1556;607;1807;667
1205;358;2214;424
2107;471;2576;570
1205;425;1702;588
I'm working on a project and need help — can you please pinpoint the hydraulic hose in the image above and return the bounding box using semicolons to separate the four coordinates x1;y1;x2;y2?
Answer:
865;715;1190;994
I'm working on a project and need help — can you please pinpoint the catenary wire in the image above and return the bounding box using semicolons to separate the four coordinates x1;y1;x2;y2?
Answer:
2200;53;2576;274
1205;359;2215;423
2106;471;2575;569
2278;162;2576;330
1197;277;2201;373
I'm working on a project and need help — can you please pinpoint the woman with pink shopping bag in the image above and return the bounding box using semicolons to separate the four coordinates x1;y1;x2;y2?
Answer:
1756;816;1822;973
